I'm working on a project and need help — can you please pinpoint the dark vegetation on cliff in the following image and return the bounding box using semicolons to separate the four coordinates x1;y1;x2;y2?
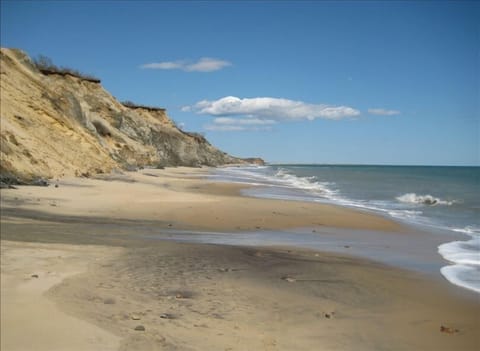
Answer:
121;101;166;112
32;54;101;83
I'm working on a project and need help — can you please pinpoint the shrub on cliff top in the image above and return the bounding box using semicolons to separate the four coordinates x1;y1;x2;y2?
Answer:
121;100;166;111
33;55;100;83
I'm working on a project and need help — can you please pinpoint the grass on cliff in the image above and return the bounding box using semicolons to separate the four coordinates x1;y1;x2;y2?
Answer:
121;100;166;111
33;55;100;83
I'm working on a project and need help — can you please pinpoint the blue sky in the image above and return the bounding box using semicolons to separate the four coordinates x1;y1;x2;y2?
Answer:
1;1;478;165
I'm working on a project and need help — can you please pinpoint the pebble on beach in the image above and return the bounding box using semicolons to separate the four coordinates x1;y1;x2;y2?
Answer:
281;276;296;283
440;325;459;334
160;313;174;319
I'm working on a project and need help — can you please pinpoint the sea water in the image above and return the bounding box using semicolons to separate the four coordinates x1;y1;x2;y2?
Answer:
210;165;480;293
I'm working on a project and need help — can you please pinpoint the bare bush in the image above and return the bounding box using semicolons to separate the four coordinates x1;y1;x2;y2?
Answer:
121;100;166;111
33;55;100;83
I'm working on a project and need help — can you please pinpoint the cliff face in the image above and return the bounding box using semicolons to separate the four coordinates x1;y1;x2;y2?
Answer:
0;48;257;183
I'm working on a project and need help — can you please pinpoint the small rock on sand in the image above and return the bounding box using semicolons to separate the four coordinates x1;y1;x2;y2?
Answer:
324;312;335;319
131;314;141;320
175;292;193;299
134;325;145;331
31;274;39;278
440;325;459;334
103;298;116;304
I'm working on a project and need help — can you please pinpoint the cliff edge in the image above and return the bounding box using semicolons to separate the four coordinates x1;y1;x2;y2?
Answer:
0;48;261;184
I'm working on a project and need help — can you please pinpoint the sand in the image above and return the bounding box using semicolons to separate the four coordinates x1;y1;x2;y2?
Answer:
0;167;401;233
0;241;122;351
1;167;479;350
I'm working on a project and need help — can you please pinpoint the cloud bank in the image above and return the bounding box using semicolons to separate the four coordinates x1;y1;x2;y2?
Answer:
213;117;277;126
204;117;276;132
141;58;231;72
204;124;273;132
184;96;360;121
368;108;400;116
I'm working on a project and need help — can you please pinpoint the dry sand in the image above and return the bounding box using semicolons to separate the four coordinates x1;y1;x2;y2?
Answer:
1;167;401;233
1;167;479;350
0;241;122;351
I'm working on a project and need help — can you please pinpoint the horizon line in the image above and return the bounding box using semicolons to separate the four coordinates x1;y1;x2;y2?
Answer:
265;163;480;167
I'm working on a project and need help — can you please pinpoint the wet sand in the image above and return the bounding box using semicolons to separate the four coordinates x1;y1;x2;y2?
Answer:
1;167;479;350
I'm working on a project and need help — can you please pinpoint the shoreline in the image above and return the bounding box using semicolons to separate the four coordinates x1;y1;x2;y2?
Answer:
0;167;405;233
209;165;479;294
1;167;479;350
0;166;468;277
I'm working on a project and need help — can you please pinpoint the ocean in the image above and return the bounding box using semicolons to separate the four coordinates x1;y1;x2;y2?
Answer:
210;165;480;293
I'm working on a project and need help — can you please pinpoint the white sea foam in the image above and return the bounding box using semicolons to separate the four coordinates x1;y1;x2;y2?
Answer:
212;166;281;186
215;168;465;232
396;193;455;206
387;209;423;220
438;235;480;293
438;237;480;266
452;226;480;235
213;166;480;293
440;266;480;293
216;167;427;222
273;169;338;197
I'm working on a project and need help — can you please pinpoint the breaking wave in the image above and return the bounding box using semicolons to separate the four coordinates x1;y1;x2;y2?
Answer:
438;232;480;293
212;165;479;293
273;169;338;198
396;193;455;206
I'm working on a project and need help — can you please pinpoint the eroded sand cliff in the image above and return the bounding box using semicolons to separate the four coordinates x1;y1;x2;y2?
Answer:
0;48;254;184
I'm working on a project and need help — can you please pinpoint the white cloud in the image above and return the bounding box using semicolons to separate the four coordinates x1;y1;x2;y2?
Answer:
368;108;400;116
213;117;277;126
185;96;360;121
204;125;248;132
185;58;231;72
204;124;273;132
204;117;276;132
141;61;185;70
140;58;231;72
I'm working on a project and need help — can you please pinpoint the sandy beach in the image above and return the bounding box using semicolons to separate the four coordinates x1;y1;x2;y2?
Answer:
1;167;479;350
